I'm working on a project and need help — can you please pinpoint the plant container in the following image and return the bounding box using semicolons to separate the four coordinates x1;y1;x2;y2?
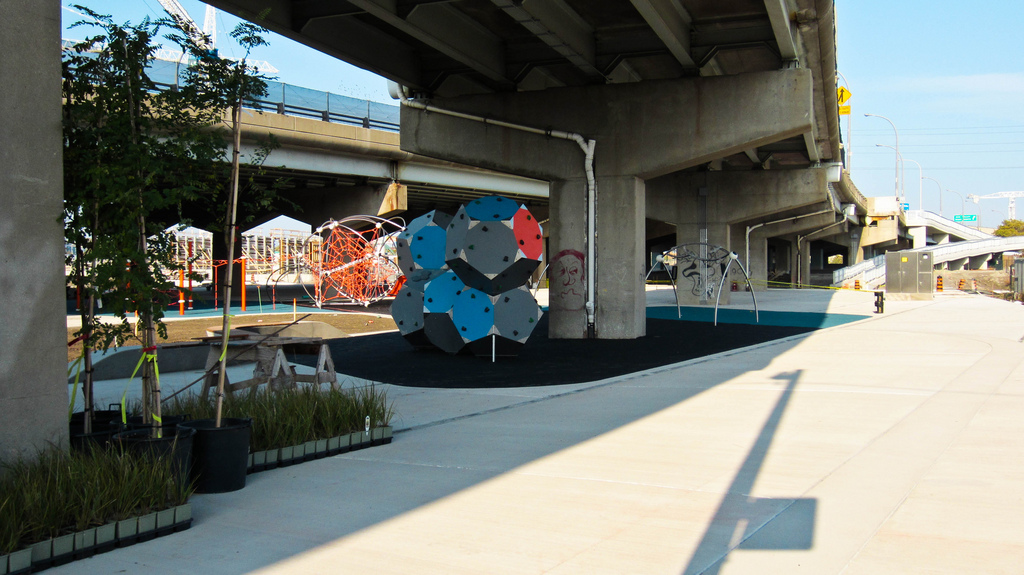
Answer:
95;523;116;551
51;533;74;565
73;527;97;558
29;541;50;565
179;418;252;493
7;549;31;575
136;512;157;542
113;425;196;482
115;518;138;547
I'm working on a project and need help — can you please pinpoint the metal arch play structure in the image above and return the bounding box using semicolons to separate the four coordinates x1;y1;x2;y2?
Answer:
301;215;406;307
649;242;759;325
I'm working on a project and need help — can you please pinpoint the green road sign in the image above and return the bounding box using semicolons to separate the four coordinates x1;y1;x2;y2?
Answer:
953;214;978;222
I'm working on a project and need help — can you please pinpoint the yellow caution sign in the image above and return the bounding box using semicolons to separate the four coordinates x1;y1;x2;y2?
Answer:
839;105;851;115
837;86;852;105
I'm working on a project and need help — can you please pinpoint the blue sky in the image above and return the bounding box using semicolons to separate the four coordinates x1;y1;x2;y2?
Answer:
64;1;1023;229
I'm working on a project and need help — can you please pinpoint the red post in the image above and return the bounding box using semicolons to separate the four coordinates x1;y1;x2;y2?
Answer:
214;265;219;310
178;268;185;315
240;258;247;312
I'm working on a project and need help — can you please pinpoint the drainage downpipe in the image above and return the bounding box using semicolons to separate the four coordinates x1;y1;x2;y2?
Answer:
396;88;599;335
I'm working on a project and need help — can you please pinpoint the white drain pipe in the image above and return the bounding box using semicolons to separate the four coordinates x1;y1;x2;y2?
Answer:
393;85;599;334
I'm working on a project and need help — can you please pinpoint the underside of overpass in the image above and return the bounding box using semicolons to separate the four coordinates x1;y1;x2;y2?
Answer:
205;0;844;340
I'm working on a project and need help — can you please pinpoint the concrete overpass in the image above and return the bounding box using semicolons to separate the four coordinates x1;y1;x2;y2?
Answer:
0;0;866;456
234;106;551;224
207;0;845;340
832;209;1020;290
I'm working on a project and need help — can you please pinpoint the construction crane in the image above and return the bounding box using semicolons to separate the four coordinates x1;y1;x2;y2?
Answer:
154;0;278;73
967;191;1024;220
157;0;214;48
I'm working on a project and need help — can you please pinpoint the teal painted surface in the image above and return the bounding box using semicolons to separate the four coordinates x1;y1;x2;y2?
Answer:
646;306;868;329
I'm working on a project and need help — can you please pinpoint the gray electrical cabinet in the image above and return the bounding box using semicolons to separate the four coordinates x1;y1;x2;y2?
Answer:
885;251;934;294
1013;259;1024;294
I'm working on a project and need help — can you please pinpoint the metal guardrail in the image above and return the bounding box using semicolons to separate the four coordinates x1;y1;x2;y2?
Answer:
910;236;1024;263
833;254;884;285
834;237;1024;287
905;210;991;240
63;40;401;133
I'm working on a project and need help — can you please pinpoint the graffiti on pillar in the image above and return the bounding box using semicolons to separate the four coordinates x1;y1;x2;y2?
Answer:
669;244;731;300
551;249;586;311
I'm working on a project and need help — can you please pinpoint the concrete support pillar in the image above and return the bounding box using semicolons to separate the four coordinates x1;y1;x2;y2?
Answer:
0;0;68;460
595;176;646;338
547;177;646;339
909;226;928;249
547;179;588;338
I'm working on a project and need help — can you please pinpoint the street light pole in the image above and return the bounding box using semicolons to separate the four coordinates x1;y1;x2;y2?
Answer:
947;189;965;218
876;144;909;209
922;176;943;216
865;113;899;199
901;157;924;211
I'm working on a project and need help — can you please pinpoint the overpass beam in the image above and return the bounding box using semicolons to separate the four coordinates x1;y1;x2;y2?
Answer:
401;69;813;339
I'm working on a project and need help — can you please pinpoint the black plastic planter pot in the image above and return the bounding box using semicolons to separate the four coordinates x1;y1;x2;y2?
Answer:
112;425;196;482
69;408;123;451
179;418;252;493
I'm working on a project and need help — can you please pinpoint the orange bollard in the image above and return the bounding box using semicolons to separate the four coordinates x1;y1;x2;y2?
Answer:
854;280;861;290
937;276;943;292
240;259;247;312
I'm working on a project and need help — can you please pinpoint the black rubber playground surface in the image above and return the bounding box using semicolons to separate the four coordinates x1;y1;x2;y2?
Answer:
323;314;818;388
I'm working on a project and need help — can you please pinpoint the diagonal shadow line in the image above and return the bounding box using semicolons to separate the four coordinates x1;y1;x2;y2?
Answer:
682;370;811;575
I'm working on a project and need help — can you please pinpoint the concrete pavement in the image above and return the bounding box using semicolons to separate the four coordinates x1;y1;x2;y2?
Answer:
54;288;1024;574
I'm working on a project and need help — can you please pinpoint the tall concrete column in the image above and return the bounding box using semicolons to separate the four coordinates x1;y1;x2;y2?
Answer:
595;176;646;338
0;0;68;460
547;179;589;339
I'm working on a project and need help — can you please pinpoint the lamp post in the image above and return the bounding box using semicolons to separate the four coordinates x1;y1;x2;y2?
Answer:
902;157;923;211
922;176;943;216
947;189;965;218
865;113;900;198
876;144;915;209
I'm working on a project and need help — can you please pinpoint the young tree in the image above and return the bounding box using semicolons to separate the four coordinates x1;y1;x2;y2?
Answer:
63;6;275;435
994;219;1024;237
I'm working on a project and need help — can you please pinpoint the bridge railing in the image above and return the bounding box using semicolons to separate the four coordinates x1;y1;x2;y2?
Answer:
910;236;1024;263
905;210;991;240
63;41;401;133
832;254;885;286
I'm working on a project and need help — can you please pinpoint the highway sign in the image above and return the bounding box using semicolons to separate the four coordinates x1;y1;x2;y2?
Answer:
953;214;978;222
839;105;851;115
837;86;852;105
901;203;910;211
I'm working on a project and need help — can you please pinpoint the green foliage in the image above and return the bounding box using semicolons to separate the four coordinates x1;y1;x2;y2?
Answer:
63;4;289;433
162;384;394;452
994;219;1024;237
0;445;192;553
62;5;278;352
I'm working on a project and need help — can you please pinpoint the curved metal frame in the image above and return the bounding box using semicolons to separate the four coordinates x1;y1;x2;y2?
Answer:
655;243;759;326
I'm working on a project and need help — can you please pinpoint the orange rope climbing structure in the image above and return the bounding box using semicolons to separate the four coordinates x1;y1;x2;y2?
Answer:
302;215;405;307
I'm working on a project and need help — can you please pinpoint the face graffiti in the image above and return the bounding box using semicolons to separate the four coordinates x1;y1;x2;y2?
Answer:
551;249;585;311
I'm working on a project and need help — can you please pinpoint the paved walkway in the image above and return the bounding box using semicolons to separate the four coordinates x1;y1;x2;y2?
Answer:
55;289;1024;574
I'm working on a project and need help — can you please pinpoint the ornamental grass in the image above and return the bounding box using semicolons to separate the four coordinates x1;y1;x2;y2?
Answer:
0;445;192;554
162;384;395;452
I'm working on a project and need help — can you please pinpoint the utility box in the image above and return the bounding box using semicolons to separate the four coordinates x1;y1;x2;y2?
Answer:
1012;259;1024;294
885;251;934;296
